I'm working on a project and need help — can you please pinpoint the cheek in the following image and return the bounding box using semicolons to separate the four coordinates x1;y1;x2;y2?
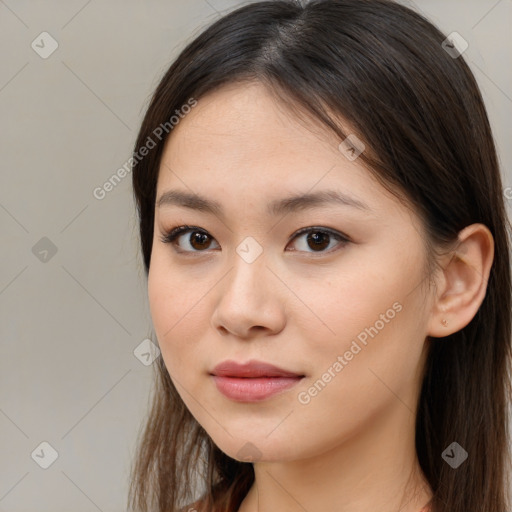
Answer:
293;254;427;397
147;256;200;368
287;260;405;361
290;293;425;456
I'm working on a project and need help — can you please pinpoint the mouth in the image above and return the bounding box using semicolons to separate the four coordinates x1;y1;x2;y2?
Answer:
209;359;305;402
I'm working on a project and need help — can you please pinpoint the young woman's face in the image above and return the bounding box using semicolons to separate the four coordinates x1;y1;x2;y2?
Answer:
148;82;435;462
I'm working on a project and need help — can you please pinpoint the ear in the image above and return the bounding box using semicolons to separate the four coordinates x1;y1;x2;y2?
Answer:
427;223;494;338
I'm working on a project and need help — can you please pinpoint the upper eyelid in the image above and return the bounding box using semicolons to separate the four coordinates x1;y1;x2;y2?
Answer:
164;225;347;241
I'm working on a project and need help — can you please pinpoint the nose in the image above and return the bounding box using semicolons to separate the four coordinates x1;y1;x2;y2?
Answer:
210;250;287;339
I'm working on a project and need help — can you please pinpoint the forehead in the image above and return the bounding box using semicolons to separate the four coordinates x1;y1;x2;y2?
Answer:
164;82;338;163
156;82;406;220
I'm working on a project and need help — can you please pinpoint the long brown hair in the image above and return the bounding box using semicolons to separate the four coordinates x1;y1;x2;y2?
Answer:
127;1;512;511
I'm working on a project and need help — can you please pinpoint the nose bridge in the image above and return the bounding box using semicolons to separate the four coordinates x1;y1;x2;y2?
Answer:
235;234;265;267
226;235;269;299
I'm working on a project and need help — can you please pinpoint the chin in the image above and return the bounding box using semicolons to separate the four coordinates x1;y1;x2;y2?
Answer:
209;432;300;464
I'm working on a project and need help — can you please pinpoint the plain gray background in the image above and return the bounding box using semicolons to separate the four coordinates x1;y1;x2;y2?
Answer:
1;1;511;510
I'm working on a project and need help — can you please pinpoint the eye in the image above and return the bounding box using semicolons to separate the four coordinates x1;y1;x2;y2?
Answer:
159;225;350;255
159;225;220;253
288;226;350;254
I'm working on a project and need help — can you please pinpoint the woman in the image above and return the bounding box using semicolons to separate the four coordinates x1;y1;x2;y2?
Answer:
127;1;512;511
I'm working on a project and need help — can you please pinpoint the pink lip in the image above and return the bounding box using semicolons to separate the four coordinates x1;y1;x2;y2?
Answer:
210;360;305;402
211;375;303;402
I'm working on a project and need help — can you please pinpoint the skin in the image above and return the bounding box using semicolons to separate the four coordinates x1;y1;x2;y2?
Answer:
147;81;494;512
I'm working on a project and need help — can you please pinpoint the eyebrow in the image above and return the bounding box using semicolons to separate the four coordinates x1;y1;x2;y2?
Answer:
156;189;372;218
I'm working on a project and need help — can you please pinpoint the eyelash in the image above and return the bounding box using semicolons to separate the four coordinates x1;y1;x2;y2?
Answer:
159;225;350;256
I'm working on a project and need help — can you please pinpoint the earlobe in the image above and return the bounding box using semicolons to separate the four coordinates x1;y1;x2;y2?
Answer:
427;223;494;338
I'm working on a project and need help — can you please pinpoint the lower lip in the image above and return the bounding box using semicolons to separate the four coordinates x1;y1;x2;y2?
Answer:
211;375;304;402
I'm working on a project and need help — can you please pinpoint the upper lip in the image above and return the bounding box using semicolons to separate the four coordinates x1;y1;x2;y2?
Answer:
211;359;304;378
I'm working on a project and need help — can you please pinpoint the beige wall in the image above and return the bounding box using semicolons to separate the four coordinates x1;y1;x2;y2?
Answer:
0;1;510;510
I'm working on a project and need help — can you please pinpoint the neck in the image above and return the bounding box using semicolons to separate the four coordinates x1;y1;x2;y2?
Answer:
237;400;432;512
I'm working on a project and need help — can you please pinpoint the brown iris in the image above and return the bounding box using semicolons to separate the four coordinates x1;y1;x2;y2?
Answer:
306;231;330;251
189;231;213;250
